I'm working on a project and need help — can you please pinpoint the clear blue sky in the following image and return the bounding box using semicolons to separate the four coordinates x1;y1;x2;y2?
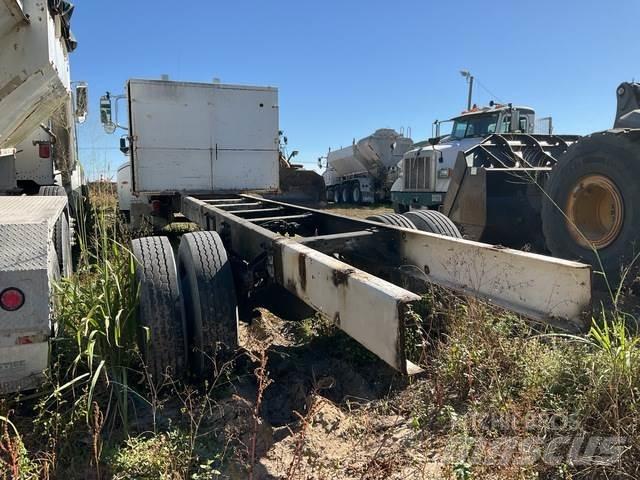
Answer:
72;0;639;179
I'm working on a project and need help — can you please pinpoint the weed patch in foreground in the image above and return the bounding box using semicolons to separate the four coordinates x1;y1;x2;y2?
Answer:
406;290;640;478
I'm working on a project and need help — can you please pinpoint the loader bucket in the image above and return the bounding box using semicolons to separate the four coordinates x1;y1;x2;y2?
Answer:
269;164;326;205
442;134;579;249
443;153;553;249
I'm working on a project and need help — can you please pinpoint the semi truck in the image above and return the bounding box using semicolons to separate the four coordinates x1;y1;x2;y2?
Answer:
322;129;413;204
0;0;86;393
101;79;592;379
390;103;554;212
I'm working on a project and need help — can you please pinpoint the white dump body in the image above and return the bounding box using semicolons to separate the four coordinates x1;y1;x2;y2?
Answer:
326;129;413;179
0;0;71;148
128;79;280;194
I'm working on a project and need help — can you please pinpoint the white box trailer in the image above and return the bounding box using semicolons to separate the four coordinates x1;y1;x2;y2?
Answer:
127;79;280;194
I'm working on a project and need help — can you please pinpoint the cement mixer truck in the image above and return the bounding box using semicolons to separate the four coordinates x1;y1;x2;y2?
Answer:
323;129;413;204
0;0;86;393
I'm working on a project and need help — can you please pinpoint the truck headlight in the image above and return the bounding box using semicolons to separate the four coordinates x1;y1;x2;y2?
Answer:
438;168;452;179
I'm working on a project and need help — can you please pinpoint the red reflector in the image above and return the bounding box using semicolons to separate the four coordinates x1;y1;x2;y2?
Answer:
38;143;51;159
151;200;161;213
0;288;25;311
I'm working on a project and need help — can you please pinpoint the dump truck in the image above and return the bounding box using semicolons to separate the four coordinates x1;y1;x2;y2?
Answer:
322;129;413;204
100;80;593;379
443;82;640;283
390;103;549;212
0;0;86;393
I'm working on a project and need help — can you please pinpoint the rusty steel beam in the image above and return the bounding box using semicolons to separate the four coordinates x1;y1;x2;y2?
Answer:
181;195;422;374
181;194;593;373
240;194;592;329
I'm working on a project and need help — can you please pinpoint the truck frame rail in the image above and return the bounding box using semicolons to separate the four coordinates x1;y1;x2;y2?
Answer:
180;194;592;374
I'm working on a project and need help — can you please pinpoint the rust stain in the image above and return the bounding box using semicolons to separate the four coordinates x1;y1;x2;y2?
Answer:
332;268;355;286
298;252;307;291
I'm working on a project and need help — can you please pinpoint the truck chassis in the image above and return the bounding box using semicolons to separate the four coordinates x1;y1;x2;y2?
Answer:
139;193;594;375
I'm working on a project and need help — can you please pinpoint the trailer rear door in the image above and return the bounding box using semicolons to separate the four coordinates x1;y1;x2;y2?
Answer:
128;79;279;194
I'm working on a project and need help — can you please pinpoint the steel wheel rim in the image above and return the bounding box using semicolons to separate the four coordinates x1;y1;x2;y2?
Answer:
566;174;623;249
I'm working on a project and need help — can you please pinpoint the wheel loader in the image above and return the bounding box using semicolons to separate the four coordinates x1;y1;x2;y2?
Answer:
443;82;640;285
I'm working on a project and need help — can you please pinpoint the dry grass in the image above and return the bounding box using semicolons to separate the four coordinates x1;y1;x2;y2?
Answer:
323;203;393;219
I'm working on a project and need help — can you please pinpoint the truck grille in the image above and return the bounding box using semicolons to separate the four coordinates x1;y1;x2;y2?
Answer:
404;156;431;190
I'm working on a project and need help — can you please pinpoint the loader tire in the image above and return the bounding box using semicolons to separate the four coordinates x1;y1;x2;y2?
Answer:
178;231;238;378
366;213;417;229
403;210;462;238
541;132;640;286
132;236;187;382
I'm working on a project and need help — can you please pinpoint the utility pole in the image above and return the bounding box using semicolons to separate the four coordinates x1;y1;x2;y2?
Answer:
460;70;474;110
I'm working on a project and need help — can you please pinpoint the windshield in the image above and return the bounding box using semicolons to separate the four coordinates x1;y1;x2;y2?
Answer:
450;113;499;140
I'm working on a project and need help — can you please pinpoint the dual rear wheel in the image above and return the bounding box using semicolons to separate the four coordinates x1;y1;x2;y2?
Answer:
132;231;238;381
330;182;362;204
366;210;461;238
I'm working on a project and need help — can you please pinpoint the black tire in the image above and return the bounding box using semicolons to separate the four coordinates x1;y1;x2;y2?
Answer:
542;132;640;286
352;184;362;204
326;187;334;204
341;184;352;203
131;236;187;381
366;213;417;230
333;187;341;204
178;231;238;378
38;185;66;197
403;210;462;238
393;202;409;214
39;185;73;275
57;213;73;277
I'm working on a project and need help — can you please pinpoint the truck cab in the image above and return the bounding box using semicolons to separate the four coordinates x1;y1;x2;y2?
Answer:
391;104;535;211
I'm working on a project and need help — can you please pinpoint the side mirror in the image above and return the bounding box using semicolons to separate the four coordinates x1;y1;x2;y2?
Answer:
119;135;130;155
317;157;323;169
74;83;88;124
100;94;116;134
